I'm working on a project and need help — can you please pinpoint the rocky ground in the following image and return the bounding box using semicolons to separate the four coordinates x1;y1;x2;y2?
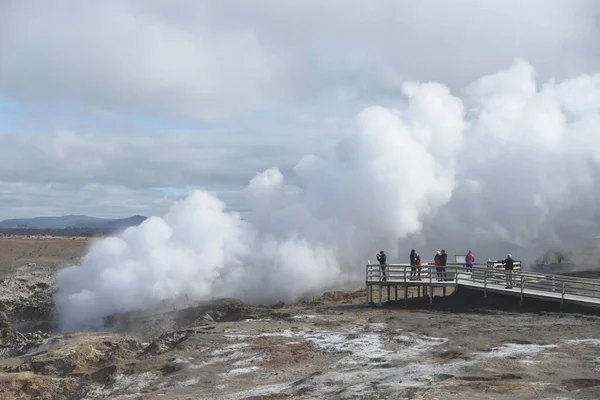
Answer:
1;237;600;399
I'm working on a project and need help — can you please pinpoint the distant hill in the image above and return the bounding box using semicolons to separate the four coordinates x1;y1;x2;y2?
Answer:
0;215;147;230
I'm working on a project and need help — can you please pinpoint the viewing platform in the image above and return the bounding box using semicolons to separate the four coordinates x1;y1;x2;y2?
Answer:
365;263;600;309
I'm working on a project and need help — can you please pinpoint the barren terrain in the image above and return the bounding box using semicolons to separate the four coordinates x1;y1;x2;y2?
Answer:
1;236;600;399
0;235;94;279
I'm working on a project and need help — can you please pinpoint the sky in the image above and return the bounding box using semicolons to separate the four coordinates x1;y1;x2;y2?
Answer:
0;1;599;240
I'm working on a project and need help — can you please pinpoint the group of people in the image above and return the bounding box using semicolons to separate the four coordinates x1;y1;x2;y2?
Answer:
376;249;516;289
411;249;450;281
376;249;452;281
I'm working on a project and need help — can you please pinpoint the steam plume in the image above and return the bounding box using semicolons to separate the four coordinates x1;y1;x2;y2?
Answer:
56;59;600;331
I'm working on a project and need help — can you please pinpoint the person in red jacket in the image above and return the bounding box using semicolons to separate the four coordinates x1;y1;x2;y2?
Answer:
434;251;442;280
465;250;475;272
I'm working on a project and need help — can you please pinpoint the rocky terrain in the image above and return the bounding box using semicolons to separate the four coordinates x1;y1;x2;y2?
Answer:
1;236;600;399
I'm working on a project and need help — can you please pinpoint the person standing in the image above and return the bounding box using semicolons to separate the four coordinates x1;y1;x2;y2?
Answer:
377;250;387;281
415;254;422;280
440;249;448;280
465;250;475;272
434;251;442;280
503;254;514;288
409;249;417;279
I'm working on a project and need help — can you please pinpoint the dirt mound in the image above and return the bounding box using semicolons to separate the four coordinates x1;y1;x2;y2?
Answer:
316;289;366;303
102;298;256;339
8;333;143;376
0;329;49;358
0;371;78;400
0;265;56;325
0;332;149;399
176;298;252;325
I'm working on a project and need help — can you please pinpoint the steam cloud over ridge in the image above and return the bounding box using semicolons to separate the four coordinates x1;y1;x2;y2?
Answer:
56;60;600;331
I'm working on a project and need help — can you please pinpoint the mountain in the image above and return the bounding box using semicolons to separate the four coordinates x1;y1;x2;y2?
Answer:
0;215;147;229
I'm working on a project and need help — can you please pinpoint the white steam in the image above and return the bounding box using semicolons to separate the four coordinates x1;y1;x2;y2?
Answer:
57;59;600;331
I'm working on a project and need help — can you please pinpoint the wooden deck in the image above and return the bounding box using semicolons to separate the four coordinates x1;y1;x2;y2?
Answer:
365;264;600;308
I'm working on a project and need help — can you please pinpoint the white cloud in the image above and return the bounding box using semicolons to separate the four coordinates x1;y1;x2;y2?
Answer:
1;0;598;120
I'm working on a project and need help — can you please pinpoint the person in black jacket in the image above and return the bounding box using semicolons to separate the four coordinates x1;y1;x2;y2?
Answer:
377;250;387;281
409;249;417;279
503;254;514;288
440;249;448;280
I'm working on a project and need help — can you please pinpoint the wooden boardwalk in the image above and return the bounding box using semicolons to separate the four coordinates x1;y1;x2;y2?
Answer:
365;263;600;308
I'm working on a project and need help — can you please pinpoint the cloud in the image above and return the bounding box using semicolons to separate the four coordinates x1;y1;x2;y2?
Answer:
1;0;598;120
0;181;173;220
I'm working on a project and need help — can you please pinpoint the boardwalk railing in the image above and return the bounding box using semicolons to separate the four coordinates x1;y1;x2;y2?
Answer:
366;263;600;307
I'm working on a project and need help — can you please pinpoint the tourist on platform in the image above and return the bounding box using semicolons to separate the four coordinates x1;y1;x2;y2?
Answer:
434;251;442;280
440;249;448;280
465;250;475;272
415;255;422;280
503;254;514;288
410;249;417;279
377;250;387;281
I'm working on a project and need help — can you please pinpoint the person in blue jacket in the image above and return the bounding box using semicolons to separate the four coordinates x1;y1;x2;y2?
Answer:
465;250;475;272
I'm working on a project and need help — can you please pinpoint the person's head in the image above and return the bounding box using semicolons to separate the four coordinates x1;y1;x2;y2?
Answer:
441;249;446;254
411;249;415;254
508;254;512;258
380;250;385;255
468;250;472;254
436;250;441;255
417;255;421;259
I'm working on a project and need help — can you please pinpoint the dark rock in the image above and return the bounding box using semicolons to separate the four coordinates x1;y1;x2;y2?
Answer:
458;376;495;382
497;373;522;380
432;374;455;382
432;349;470;360
90;365;118;383
142;329;194;356
160;361;185;375
0;328;23;347
270;301;285;309
562;379;600;391
292;371;323;386
0;311;9;328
